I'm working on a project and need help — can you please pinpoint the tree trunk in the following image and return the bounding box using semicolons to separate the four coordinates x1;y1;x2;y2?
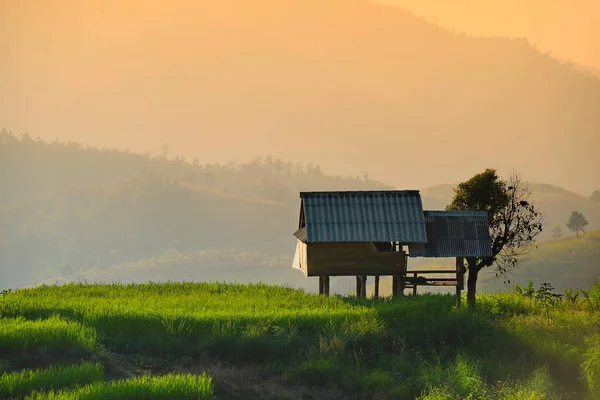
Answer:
466;266;480;310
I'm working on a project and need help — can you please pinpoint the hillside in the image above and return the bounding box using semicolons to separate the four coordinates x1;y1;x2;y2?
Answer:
2;0;599;194
368;231;600;297
0;133;389;291
30;250;362;296
480;231;600;292
377;0;600;70
1;282;599;398
3;133;599;292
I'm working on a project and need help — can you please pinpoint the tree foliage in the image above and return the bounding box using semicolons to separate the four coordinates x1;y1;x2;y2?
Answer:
447;169;543;308
552;225;563;239
567;211;589;238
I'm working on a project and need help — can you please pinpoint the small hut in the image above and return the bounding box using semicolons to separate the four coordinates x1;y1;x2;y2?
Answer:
291;190;493;302
292;190;427;296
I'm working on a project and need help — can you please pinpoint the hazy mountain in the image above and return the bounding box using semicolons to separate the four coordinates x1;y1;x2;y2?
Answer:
0;132;389;290
2;0;599;195
377;0;600;70
2;133;599;292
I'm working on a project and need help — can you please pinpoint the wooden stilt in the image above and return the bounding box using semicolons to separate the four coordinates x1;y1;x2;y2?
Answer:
412;272;418;296
361;275;367;298
374;276;380;299
399;250;407;297
356;276;362;298
392;275;399;298
324;276;330;296
319;276;324;295
456;257;465;308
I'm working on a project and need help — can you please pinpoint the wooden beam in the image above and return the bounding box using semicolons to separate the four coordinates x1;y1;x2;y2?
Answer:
400;251;407;296
356;276;362;298
324;276;330;296
392;275;399;298
360;275;367;298
406;270;459;274
456;257;465;308
406;277;460;282
373;275;380;299
319;276;324;295
412;272;418;296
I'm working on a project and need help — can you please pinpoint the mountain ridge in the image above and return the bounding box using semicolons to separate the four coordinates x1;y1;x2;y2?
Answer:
2;0;599;194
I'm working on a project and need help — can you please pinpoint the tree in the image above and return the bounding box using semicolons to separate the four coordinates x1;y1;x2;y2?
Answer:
447;169;543;309
552;225;563;239
591;190;600;203
566;211;588;238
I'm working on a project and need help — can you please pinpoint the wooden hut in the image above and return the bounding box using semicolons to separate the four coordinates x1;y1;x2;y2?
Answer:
291;191;493;303
292;190;428;296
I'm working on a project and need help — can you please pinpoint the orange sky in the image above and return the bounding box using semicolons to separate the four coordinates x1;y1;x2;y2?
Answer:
1;0;599;195
378;0;600;69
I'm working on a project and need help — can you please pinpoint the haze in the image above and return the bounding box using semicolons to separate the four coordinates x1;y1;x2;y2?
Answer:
379;0;600;70
1;0;599;194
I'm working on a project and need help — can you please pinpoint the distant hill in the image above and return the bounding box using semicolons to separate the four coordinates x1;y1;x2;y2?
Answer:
0;133;388;290
479;230;600;293
368;231;600;297
30;249;358;295
2;133;598;292
576;64;600;80
2;0;599;194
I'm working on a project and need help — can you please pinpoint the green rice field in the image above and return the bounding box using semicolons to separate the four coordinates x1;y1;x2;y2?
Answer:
1;281;599;399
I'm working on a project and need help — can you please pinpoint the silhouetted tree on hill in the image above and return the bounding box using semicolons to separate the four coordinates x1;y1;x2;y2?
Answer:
591;191;600;203
567;211;588;238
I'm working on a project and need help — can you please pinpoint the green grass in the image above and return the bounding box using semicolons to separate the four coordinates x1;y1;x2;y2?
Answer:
25;373;213;400
0;363;104;399
0;281;598;399
0;316;97;368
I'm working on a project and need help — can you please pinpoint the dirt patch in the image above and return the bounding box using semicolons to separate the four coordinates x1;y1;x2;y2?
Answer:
100;352;353;400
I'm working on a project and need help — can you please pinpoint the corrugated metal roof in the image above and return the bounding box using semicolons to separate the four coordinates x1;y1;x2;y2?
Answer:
408;211;492;258
299;191;427;243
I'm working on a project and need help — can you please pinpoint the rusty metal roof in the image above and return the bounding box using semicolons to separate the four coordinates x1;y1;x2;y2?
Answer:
408;211;492;258
298;191;427;243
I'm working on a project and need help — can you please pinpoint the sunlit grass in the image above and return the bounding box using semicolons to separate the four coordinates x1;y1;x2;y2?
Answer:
0;316;97;367
0;363;104;399
25;373;213;400
0;281;598;398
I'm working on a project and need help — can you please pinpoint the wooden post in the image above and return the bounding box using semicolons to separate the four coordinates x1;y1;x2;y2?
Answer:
324;276;330;296
400;250;407;297
319;276;324;295
412;272;418;296
392;275;399;298
456;257;465;308
360;275;367;298
356;276;362;298
373;276;380;299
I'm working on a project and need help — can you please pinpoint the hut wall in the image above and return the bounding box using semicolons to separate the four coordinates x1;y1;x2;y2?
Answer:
306;242;406;277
